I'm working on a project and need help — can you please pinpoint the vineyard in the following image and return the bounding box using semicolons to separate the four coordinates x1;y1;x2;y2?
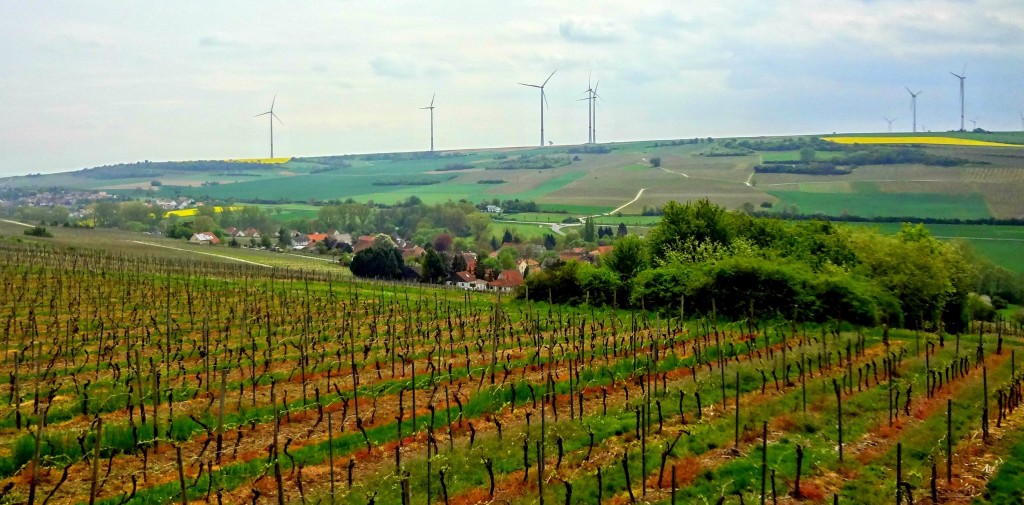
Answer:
2;240;1024;504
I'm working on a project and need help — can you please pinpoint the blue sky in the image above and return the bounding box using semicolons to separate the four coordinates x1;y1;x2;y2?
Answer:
2;1;1023;176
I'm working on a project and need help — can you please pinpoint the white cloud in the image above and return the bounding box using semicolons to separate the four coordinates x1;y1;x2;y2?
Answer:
558;18;623;43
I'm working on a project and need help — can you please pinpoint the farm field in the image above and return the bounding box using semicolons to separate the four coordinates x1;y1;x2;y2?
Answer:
767;191;993;220
0;220;350;273
1;239;1024;504
5;133;1024;221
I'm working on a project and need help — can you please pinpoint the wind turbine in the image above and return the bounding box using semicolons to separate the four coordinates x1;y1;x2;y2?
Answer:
950;69;966;131
970;117;978;130
906;87;921;133
420;93;436;152
580;75;600;143
884;117;895;133
580;75;594;143
519;69;557;147
254;95;283;158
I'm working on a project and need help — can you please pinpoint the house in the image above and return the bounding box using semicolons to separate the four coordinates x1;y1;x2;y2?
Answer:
243;228;261;239
401;245;426;261
224;227;239;237
558;247;589;262
307;233;328;244
462;252;478;273
486;205;503;214
589;245;614;261
449;271;479;290
517;258;540;275
353;235;376;253
488;269;524;292
327;230;352;245
291;235;311;250
189;232;220;245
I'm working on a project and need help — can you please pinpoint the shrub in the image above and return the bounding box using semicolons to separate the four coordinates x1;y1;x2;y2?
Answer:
23;226;52;238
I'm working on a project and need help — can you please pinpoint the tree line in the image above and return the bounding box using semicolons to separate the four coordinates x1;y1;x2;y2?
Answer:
522;199;1022;332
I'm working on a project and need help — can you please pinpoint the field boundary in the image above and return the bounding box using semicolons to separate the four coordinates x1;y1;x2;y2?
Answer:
129;240;273;267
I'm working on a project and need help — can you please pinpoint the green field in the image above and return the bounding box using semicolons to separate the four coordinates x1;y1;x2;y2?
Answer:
492;221;557;240
7;132;1024;222
769;191;993;219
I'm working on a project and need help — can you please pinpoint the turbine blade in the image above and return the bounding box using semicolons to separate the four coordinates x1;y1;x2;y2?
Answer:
542;89;549;109
272;112;283;125
542;69;557;87
519;83;540;88
271;94;276;111
430;93;435;107
254;112;271;117
593;81;599;93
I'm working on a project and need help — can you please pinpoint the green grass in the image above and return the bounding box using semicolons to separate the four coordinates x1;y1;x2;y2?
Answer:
981;438;1024;504
498;212;579;222
509;170;588;201
492;221;555;240
769;191;992;220
536;203;614;215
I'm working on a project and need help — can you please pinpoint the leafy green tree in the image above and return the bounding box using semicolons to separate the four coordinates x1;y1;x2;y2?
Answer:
278;227;292;248
617;223;628;237
497;247;519;270
451;253;468;273
799;147;816;163
543;234;557;250
646;199;733;260
502;229;514;245
421;249;451;283
582;218;596;242
350;246;404;279
605;234;648;283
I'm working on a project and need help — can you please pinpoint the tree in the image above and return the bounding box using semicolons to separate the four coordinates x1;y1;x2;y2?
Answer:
646;199;734;260
605;235;648;282
582;218;596;242
543;234;557;250
617;223;628;237
650;157;662;168
451;253;468;273
467;213;491;241
434;233;453;252
278;227;292;248
799;147;816;163
502;229;514;245
421;249;451;284
350;246;404;279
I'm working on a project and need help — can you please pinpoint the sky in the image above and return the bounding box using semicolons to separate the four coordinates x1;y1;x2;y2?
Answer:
2;1;1023;177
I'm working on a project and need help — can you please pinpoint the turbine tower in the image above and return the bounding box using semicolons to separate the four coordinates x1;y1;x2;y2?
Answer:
254;95;283;158
906;87;921;133
519;69;557;147
420;93;436;152
950;70;966;131
580;76;599;143
884;117;895;133
581;76;594;143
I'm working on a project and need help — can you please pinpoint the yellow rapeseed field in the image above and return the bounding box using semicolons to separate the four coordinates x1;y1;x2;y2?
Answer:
164;206;242;218
224;157;292;164
824;136;1020;147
